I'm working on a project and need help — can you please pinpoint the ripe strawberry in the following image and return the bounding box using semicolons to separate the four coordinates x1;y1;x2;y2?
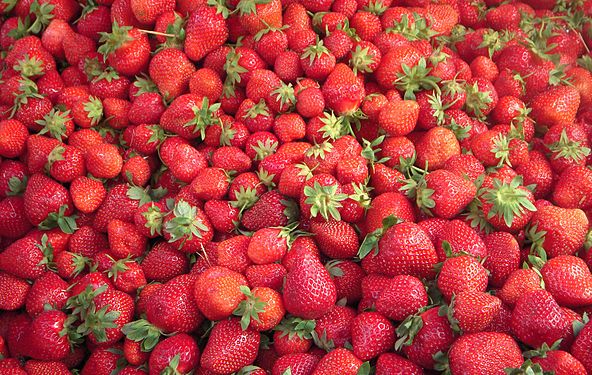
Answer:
527;346;587;375
24;310;72;361
69;176;106;214
375;275;428;321
378;100;420;136
397;307;455;369
321;63;365;115
81;287;134;346
162;200;214;253
571;321;592;373
24;360;71;375
446;332;523;374
98;23;150;76
149;48;196;99
129;0;175;24
283;256;337;319
0;119;28;158
529;206;588;258
437;254;489;301
185;5;229;62
141;241;189;283
351;312;395;361
361;222;439;279
234;286;285;331
25;271;70;318
194;266;248;321
47;144;86;183
552;166;592;210
0;196;33;239
148;333;199;375
241;190;292;231
442;290;502;334
482;231;520;287
145;274;204;333
107;219;148;259
376;352;423;375
24;173;74;228
200;318;260;374
313;348;364;375
511;289;574;349
0;272;30;311
414;126;461;170
310;220;359;259
530;85;580;127
272;353;319;375
540;255;592;307
375;44;422;90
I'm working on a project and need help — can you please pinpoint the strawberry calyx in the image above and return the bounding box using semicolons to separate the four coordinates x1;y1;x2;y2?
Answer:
364;0;388;16
156;13;187;52
46;144;66;171
437;294;461;333
401;172;435;216
6;175;28;196
548;64;572;86
233;285;268;330
271;81;296;112
36;108;72;141
523;340;562;360
324;259;344;278
161;354;182;375
79;302;121;343
223;48;248;97
127;185;167;206
464;81;493;120
253;23;288;42
256;169;275;188
121;318;164;351
318;111;346;141
311;327;335;352
207;0;232;18
548;129;591;163
504;359;554;375
490;133;511;167
360;135;390;170
427;92;453;127
106;255;131;281
432;350;450;374
39;204;78;234
301;37;331;65
464;199;494;234
303;181;348;221
10;77;44;118
394;308;427;350
445;118;471;142
525;224;547;263
27;0;55;34
98;21;135;57
14;54;44;78
235;0;272;16
251;138;278;161
275;316;316;341
231;186;260;213
133;74;159;96
69;252;92;278
386;13;436;41
348;182;372;210
7;16;30;41
358;215;402;259
395;58;441;100
305;141;334;160
164;200;210;245
349;44;377;74
577;55;592;72
477;29;510;59
482;176;537;228
185;96;222;140
243;99;271;120
35;233;56;270
141;203;165;236
91;67;120;84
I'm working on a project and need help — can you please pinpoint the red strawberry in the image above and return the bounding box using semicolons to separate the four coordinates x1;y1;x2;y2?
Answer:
529;206;588;258
149;48;196;99
530;85;580;127
351;312;395;361
283;256;337;319
313;348;364;375
0;272;30;311
24;310;72;361
571;321;592;373
25;271;69;317
375;275;428;321
376;353;423;375
98;23;150;76
321;63;365;115
148;333;199;375
200;318;260;374
184;5;229;62
446;332;523;374
540;255;592;307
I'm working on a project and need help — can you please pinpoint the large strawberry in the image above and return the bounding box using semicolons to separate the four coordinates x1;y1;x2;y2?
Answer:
23;173;75;230
97;22;150;76
200;318;260;374
530;85;580;127
528;206;588;258
184;5;229;62
540;255;592;307
283;255;336;319
321;63;365;115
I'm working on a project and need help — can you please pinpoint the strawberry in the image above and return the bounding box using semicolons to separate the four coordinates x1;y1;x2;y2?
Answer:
437;254;489;301
527;345;587;375
47;144;86;183
69;176;106;214
375;275;428;321
129;0;175;24
313;348;364;375
145;274;204;333
200;318;260;374
441;290;502;334
482;231;520;287
283;255;337;319
310;220;359;259
236;0;282;35
376;353;423;375
148;333;199;375
81;287;134;346
540;255;592;307
378;100;420;136
98;23;150;76
24;310;73;361
375;44;422;90
140;241;189;282
184;5;229;62
0;196;33;239
24;173;75;230
80;345;122;375
272;353;319;375
321;63;365;115
25;271;70;317
351;312;395;361
149;48;196;100
397;307;455;369
162;200;214;253
552;166;592;210
404;169;476;219
361;222;439;279
241;190;293;231
414;127;461;171
571;321;592;374
530;85;580;127
24;360;71;375
194;266;248;321
0;272;30;311
234;286;285;331
528;206;588;258
511;289;574;349
445;332;523;374
0;120;28;158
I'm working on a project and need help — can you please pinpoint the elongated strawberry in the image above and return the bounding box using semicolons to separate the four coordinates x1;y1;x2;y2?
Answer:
184;5;229;62
98;22;150;76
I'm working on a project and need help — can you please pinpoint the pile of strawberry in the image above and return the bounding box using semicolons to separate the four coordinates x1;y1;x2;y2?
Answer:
3;0;592;373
